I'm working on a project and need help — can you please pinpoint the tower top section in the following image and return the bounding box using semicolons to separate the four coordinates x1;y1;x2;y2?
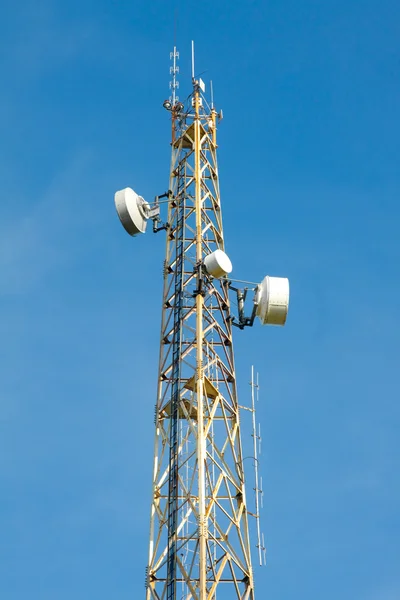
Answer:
162;41;223;144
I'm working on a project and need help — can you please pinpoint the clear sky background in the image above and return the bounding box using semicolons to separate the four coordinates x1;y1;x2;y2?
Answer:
0;0;399;598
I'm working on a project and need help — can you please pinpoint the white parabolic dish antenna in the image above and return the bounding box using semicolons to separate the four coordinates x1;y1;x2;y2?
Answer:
204;249;233;279
256;276;289;326
115;187;150;236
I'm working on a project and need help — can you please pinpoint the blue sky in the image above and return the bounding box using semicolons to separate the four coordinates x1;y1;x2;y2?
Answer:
0;0;399;598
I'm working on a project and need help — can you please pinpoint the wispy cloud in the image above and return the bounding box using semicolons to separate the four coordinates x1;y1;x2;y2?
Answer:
4;2;96;77
0;151;94;295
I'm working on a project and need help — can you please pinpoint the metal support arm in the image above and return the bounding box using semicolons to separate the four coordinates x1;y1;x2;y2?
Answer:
227;282;259;330
151;190;173;233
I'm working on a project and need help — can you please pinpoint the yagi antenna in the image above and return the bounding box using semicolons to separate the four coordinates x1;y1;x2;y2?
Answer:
250;365;266;566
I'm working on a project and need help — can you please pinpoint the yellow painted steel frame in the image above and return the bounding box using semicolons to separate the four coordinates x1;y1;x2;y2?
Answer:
146;83;255;600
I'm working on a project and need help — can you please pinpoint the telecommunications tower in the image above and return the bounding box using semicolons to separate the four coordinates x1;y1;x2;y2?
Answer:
114;44;289;600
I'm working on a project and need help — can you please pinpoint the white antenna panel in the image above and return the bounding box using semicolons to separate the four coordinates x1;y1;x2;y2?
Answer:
204;249;232;279
115;187;149;237
256;276;289;326
192;97;203;107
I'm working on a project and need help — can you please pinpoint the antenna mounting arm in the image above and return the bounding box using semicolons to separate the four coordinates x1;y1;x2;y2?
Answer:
150;190;173;233
227;282;259;330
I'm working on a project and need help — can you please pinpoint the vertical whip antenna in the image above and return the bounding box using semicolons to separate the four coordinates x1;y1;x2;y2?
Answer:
191;40;195;82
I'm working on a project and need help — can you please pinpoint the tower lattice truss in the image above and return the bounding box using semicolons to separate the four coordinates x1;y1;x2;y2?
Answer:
146;86;255;600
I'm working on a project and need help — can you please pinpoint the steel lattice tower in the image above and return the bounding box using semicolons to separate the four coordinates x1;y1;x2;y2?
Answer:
115;46;289;600
146;65;255;600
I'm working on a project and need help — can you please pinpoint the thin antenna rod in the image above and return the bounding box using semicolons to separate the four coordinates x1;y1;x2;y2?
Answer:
210;80;214;109
191;40;195;81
